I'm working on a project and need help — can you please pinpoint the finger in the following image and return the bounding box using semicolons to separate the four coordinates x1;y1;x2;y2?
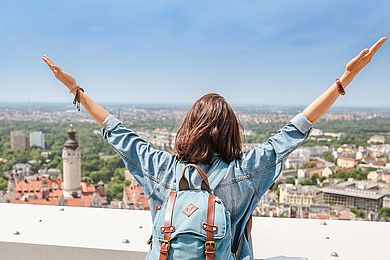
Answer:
42;57;55;72
51;65;63;74
354;48;369;62
366;37;387;58
42;55;55;67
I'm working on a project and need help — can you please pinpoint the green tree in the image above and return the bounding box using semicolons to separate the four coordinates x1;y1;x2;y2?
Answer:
333;168;368;181
351;208;366;219
0;176;7;191
379;208;390;221
322;151;335;163
301;163;316;169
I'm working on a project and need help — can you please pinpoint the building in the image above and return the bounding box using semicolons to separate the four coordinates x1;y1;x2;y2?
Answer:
62;124;82;199
367;169;390;183
279;169;297;180
123;174;150;210
285;157;304;170
297;166;334;179
308;204;331;219
12;163;32;177
367;144;390;158
337;157;357;169
8;175;107;207
279;184;321;207
383;195;390;208
323;132;345;140
368;135;386;144
309;128;323;136
6;175;16;201
305;146;329;156
10;131;28;151
29;131;45;149
7;124;108;208
319;181;389;211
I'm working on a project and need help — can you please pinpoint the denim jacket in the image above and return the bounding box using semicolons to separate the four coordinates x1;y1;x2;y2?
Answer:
100;112;313;260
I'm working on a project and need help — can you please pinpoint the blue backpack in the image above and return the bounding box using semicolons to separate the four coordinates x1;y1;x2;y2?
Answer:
148;161;236;260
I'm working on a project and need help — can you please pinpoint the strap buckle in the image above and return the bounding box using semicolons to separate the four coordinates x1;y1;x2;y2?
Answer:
160;239;171;251
205;240;216;254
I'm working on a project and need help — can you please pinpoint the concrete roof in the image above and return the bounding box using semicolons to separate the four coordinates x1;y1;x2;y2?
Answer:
321;187;388;200
1;203;389;260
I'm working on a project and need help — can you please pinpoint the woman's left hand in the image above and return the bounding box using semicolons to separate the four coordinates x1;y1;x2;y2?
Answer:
341;37;387;85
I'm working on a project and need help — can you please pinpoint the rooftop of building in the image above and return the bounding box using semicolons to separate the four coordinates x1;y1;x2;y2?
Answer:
320;180;390;200
280;184;320;194
320;187;389;200
1;203;389;260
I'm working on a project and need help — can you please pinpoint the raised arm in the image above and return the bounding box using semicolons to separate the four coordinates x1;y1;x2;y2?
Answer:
42;55;109;126
42;55;175;202
303;37;387;125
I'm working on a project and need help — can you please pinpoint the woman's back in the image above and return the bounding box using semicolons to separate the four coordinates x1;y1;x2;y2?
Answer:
100;111;313;259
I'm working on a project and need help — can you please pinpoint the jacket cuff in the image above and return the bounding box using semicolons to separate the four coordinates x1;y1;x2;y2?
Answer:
100;114;122;138
290;112;313;134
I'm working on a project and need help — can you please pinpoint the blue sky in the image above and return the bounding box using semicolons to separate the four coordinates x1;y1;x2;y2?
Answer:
0;0;389;107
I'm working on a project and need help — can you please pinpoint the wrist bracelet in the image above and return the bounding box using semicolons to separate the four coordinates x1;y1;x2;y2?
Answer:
335;78;346;95
68;84;85;111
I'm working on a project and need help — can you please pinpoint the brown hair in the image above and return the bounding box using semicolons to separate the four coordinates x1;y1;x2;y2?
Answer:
175;93;243;164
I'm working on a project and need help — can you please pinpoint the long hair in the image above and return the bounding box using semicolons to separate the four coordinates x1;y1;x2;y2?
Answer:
175;93;243;164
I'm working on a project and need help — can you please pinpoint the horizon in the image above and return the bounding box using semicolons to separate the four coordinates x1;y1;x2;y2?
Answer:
2;100;390;111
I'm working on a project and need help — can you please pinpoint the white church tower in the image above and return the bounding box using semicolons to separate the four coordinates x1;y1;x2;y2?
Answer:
62;124;81;198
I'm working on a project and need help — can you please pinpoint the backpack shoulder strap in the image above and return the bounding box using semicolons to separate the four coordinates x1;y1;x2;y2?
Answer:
174;157;229;192
175;161;185;191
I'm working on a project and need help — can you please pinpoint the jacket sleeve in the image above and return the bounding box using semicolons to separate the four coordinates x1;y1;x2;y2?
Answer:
100;114;173;197
242;112;313;199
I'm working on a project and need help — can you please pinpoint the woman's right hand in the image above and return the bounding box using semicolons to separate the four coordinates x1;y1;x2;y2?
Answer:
42;55;78;90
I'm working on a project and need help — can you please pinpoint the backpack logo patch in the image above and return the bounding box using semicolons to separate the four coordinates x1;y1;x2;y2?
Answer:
181;203;198;217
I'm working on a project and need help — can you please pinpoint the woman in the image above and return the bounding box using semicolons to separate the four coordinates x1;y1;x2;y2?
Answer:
43;37;386;260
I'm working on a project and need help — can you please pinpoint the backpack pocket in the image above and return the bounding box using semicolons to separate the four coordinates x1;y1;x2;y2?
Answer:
150;190;235;260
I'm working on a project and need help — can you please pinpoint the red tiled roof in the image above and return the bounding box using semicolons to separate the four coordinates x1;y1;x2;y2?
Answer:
11;177;104;208
312;214;330;220
66;196;93;207
10;198;59;206
124;184;150;210
80;182;96;193
338;212;355;220
337;157;356;162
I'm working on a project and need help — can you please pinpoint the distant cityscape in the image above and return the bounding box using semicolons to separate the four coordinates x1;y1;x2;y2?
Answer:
1;103;390;222
1;102;390;123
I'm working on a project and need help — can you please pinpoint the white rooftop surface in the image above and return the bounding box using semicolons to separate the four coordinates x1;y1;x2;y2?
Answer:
1;203;389;260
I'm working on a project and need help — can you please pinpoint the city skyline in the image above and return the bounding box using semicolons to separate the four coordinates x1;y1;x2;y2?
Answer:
0;1;389;107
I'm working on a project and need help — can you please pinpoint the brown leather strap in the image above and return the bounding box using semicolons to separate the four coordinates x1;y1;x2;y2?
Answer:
179;163;211;192
204;195;216;260
335;78;346;95
159;192;177;260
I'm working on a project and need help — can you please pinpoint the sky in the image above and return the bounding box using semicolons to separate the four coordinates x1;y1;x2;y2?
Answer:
0;0;389;107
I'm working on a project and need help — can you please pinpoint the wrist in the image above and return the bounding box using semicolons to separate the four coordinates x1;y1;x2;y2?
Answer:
339;72;354;88
68;84;79;94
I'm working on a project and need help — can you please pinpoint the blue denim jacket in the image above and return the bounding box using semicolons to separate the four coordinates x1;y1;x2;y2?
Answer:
100;112;313;260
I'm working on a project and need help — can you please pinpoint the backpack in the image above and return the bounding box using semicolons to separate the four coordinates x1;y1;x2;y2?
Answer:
148;161;236;260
